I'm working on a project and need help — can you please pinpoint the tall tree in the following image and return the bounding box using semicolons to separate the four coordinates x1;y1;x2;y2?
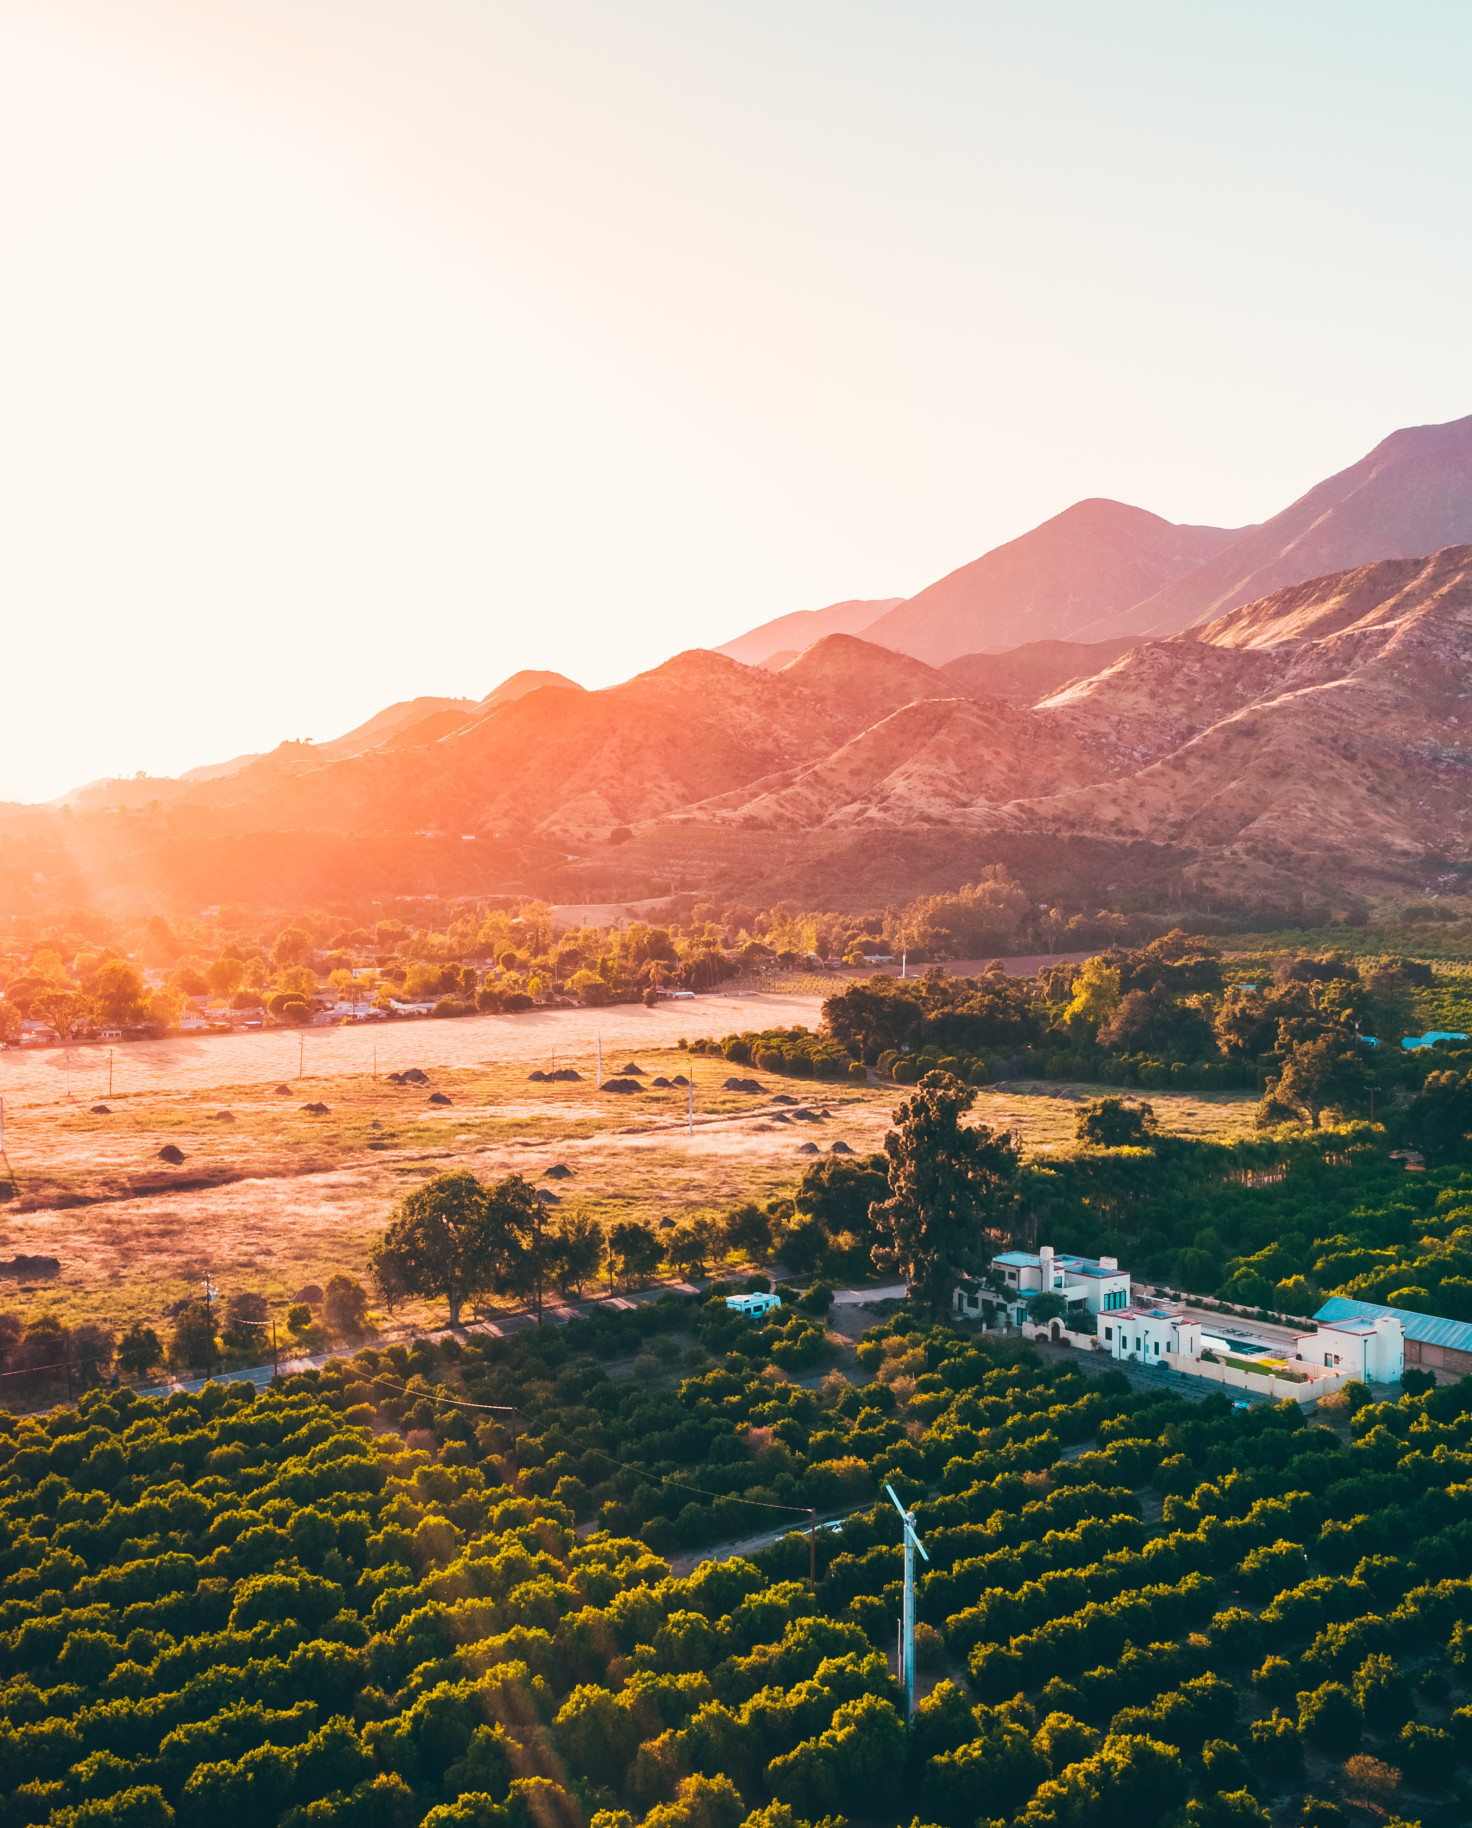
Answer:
488;1181;558;1321
552;1211;604;1296
869;1071;1019;1318
1407;1068;1472;1161
370;1169;538;1326
606;1220;664;1292
1257;1034;1371;1129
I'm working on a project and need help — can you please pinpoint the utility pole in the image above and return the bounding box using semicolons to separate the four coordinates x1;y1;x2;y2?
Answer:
299;1034;305;1079
886;1482;929;1721
271;1320;279;1380
596;1033;603;1089
688;1071;694;1137
808;1508;817;1591
202;1276;214;1380
109;1050;114;1098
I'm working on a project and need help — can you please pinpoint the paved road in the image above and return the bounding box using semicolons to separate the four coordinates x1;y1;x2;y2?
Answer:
126;1273;899;1403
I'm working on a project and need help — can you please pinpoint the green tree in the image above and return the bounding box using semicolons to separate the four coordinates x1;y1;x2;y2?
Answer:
206;956;247;999
606;1220;663;1291
1296;1682;1360;1754
1407;1069;1472;1160
273;926;315;969
485;1181;559;1321
793;1153;888;1246
369;1170;538;1326
1076;1098;1158;1148
869;1071;1019;1318
323;1275;369;1337
1258;1036;1371;1128
85;957;151;1030
116;1323;162;1378
222;1290;269;1351
722;1203;773;1264
551;1213;604;1295
168;1300;218;1373
72;1323;115;1386
1063;958;1121;1031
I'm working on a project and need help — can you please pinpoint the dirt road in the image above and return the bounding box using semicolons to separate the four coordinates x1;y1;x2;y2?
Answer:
0;989;826;1106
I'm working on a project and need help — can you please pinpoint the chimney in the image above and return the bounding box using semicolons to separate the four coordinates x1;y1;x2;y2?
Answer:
1098;1256;1118;1273
1039;1244;1054;1288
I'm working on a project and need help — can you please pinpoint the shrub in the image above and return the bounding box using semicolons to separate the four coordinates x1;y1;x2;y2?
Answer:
1296;1683;1360;1754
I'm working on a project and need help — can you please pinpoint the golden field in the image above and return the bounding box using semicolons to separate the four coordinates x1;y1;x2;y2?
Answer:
0;995;1259;1343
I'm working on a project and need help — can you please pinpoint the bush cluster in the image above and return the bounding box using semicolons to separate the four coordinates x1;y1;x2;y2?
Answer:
688;1031;866;1083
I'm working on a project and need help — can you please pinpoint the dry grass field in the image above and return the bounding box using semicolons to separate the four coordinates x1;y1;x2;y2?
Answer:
0;993;1259;1347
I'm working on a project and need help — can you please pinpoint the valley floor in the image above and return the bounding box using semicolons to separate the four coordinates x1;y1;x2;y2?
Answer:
0;1003;1258;1348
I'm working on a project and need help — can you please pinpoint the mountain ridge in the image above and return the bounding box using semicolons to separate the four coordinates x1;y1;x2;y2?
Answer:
1081;412;1472;640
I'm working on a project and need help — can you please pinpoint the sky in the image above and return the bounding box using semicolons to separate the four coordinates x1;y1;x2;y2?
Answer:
2;1;1471;803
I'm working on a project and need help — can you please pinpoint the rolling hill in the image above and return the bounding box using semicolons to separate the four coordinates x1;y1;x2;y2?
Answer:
712;597;903;667
942;637;1139;702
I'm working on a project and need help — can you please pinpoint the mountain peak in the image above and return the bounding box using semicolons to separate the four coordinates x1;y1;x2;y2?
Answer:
856;499;1239;664
1084;410;1472;641
481;669;583;708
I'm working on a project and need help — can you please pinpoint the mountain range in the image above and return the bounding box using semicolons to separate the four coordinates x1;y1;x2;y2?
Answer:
7;412;1472;913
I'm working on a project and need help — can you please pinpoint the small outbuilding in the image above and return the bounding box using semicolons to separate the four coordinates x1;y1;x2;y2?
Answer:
725;1291;783;1320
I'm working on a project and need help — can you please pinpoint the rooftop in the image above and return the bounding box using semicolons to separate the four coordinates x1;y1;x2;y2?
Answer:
993;1250;1124;1278
1314;1295;1472;1354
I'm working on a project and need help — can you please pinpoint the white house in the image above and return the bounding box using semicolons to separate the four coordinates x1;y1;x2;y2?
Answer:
1295;1311;1403;1383
982;1244;1132;1326
1103;1303;1203;1363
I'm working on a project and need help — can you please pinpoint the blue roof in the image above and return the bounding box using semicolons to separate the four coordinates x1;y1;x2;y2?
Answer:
992;1249;1125;1276
1314;1295;1472;1355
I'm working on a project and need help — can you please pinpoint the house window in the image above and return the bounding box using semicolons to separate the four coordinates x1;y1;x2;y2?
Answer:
1153;1342;1160;1355
1104;1327;1112;1342
1325;1353;1332;1367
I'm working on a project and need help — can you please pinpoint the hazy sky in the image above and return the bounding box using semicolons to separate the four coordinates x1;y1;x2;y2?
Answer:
3;1;1470;802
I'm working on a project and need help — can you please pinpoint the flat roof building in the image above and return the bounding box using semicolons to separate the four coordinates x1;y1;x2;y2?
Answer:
984;1243;1131;1323
1314;1296;1460;1379
1102;1304;1202;1364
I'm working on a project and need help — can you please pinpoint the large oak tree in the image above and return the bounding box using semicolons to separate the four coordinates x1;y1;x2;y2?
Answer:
370;1169;542;1326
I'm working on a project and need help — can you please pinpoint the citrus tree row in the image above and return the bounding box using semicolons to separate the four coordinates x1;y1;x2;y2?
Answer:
2;1297;1470;1828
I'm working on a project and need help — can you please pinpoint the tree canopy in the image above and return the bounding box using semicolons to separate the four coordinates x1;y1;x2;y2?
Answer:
369;1170;541;1326
868;1071;1019;1317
